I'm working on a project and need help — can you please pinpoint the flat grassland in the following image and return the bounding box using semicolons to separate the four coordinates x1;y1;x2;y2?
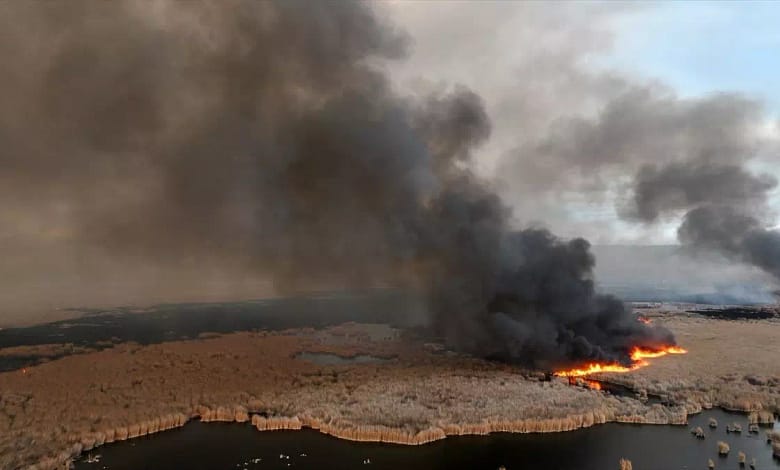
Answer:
599;314;780;414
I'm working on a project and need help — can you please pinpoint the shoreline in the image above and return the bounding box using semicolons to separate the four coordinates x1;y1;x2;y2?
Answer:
55;379;777;470
48;400;724;470
59;398;779;470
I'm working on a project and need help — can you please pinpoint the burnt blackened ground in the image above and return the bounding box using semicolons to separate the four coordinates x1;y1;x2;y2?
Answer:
686;306;778;320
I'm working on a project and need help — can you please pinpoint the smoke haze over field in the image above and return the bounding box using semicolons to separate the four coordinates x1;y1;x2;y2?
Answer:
592;245;777;305
2;1;779;366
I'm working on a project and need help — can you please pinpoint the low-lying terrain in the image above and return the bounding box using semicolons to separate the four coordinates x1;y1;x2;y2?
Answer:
601;312;780;415
1;314;778;469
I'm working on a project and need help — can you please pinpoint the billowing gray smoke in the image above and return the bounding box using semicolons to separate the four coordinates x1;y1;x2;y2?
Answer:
497;72;780;289
625;161;776;222
0;0;673;368
678;206;780;280
626;159;780;283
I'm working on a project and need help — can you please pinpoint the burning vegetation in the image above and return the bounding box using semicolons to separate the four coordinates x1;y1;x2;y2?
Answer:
554;346;687;378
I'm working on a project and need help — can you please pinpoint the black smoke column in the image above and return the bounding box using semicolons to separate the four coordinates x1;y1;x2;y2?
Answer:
0;0;674;368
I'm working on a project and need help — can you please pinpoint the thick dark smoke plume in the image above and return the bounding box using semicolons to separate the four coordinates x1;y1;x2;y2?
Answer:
438;229;673;367
0;1;673;367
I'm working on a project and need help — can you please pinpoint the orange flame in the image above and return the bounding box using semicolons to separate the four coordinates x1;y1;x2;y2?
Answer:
586;379;602;390
553;345;687;378
631;345;686;361
637;316;652;324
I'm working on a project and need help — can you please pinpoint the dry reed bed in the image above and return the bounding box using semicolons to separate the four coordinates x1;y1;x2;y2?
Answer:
2;316;778;469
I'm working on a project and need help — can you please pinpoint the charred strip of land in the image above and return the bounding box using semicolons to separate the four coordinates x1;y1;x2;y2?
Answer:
686;307;777;320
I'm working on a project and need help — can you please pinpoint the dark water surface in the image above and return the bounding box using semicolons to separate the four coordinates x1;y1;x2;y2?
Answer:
0;290;423;371
75;409;779;470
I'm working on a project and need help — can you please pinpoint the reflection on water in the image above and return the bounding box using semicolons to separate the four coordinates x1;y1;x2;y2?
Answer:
75;409;779;470
295;352;394;365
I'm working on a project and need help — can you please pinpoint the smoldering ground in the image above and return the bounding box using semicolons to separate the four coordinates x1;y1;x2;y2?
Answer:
1;1;678;368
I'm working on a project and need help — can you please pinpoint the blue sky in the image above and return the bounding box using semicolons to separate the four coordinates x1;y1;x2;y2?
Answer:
606;1;780;115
